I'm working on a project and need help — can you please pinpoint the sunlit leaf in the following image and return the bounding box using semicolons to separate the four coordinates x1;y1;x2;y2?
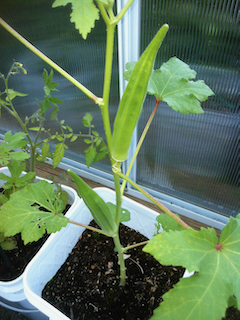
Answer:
144;216;240;320
84;144;97;167
53;0;99;39
156;213;186;232
82;112;93;127
52;143;68;168
124;57;214;115
0;181;68;244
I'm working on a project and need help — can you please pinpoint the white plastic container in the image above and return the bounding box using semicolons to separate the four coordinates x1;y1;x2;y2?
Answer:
24;187;192;320
0;166;80;317
0;296;48;320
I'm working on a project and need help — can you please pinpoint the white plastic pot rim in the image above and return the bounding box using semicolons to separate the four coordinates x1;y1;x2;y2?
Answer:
0;166;80;304
24;187;193;320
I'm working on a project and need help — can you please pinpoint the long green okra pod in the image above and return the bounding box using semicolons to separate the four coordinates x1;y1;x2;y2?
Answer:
111;24;169;163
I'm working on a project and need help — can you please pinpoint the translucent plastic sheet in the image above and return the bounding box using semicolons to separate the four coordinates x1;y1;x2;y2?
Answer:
137;0;239;217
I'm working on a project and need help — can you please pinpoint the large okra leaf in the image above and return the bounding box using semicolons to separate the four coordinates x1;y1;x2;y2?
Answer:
125;57;214;115
0;180;69;244
144;214;240;320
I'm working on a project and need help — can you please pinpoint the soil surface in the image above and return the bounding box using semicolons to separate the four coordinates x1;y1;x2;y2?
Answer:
42;221;240;320
0;204;71;281
0;232;49;281
43;221;186;320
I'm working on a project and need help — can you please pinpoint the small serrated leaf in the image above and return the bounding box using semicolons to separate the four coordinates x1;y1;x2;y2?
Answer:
94;150;108;163
70;135;78;142
82;112;93;127
92;130;99;136
84;144;97;167
84;139;92;144
5;89;28;101
49;97;63;106
52;143;67;168
70;0;100;39
53;0;99;39
67;125;73;132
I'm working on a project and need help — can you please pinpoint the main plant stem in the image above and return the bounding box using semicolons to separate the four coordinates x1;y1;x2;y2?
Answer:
113;233;126;286
98;2;133;286
101;22;116;156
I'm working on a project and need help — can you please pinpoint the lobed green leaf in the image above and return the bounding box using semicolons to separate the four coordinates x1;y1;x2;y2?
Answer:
0;180;68;244
124;57;214;115
52;0;99;39
0;160;35;190
144;216;240;320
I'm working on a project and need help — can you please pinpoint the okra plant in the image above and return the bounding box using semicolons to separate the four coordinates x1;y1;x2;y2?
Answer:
0;1;239;319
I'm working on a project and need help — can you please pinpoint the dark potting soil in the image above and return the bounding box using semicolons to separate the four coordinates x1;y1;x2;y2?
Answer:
43;221;185;320
0;204;71;281
42;221;240;320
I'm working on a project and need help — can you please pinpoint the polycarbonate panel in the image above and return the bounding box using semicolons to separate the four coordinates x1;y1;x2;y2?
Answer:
0;0;119;173
137;0;239;217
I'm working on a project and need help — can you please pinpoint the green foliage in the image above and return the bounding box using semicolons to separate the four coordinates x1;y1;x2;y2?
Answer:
82;113;108;167
112;25;169;162
1;3;234;319
124;57;214;115
144;214;240;320
0;160;35;191
4;89;28;102
0;193;8;205
0;233;17;250
52;0;100;39
156;212;186;233
68;170;118;237
0;131;30;166
0;180;69;244
106;202;131;223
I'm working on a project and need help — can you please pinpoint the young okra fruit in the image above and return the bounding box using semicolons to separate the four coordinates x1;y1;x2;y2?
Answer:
112;24;169;163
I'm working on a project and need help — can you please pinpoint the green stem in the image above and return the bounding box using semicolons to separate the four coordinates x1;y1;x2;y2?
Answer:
121;98;161;194
116;0;136;24
113;233;126;286
115;170;190;230
29;145;36;173
69;220;108;236
113;172;122;225
0;18;101;105
97;1;111;25
123;240;149;252
101;22;116;158
4;77;36;172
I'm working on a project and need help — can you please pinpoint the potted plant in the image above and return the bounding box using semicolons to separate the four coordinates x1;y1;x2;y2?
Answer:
0;1;239;319
0;63;83;316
